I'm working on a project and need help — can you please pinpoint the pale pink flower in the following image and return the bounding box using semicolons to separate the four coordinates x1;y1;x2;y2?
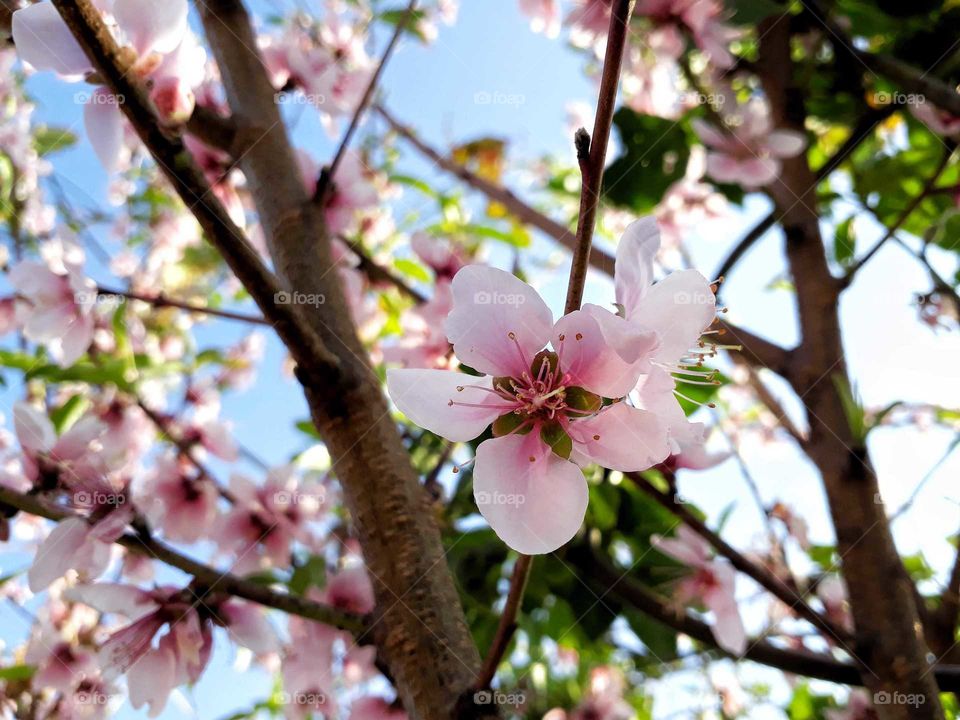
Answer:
322;565;376;616
611;218;717;456
911;102;960;137
137;454;219;543
410;232;466;281
818;575;853;634
636;0;740;69
655;147;728;248
566;0;614;49
387;263;669;554
652;524;747;654
323;152;380;236
8;253;95;366
519;0;560;38
382;282;455;369
692;102;807;189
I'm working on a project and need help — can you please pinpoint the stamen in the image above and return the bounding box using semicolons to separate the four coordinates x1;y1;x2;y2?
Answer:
451;457;476;474
507;331;531;369
673;388;716;408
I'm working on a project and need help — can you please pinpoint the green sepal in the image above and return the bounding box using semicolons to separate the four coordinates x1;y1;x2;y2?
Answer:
540;422;573;459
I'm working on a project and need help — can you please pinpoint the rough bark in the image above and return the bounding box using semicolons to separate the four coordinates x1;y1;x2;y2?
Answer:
757;18;944;718
195;3;486;718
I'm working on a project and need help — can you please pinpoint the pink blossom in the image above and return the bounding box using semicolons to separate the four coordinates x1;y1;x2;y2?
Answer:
652;524;747;654
655;147;728;248
387;263;670;554
8;252;95;366
566;0;614;49
692;102;807;189
323;152;380;236
519;0;560;38
636;0;741;69
137;454;219;543
382;282;455;369
12;0;200;170
612;218;718;457
410;232;466;281
911;102;960;137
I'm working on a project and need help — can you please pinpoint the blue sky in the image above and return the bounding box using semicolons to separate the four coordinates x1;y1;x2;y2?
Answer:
2;0;960;718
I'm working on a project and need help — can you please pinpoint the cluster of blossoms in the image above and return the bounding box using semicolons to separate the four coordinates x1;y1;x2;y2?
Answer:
387;217;720;554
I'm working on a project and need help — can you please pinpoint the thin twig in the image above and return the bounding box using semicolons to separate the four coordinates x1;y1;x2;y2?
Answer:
844;142;956;281
475;554;532;689
564;0;632;315
314;0;419;205
98;286;269;325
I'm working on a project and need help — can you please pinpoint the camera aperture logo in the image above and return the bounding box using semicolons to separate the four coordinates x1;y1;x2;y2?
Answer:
473;291;526;307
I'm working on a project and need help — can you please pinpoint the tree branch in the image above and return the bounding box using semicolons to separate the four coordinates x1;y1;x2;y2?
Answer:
193;3;487;718
588;549;960;692
50;0;341;386
97;286;268;325
626;473;845;640
314;0;418;205
756;17;943;716
564;0;631;313
0;486;366;633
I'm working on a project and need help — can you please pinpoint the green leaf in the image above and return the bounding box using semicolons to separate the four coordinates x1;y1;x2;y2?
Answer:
603;108;690;214
393;258;431;283
289;555;326;596
0;664;35;682
833;216;856;266
33;126;77;156
50;394;90;434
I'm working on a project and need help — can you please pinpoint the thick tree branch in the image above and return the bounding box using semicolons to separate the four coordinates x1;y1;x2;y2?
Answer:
193;3;486;718
376;103;618;277
757;18;944;717
0;486;366;633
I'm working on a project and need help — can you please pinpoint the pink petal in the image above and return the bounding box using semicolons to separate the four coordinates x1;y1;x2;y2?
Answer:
386;369;512;442
737;157;780;188
765;130;807;158
614;217;659;317
68;583;158;619
28;517;91;591
99;613;166;677
84;91;125;172
473;434;588;554
113;0;188;57
220;601;278;654
691;118;733;151
630;270;715;363
445;265;553;378
13;401;55;454
705;152;749;184
567;402;670;471
8;261;63;300
324;565;376;615
651;525;711;566
127;643;176;717
553;309;655;398
634;367;704;450
704;563;747;655
12;4;93;77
